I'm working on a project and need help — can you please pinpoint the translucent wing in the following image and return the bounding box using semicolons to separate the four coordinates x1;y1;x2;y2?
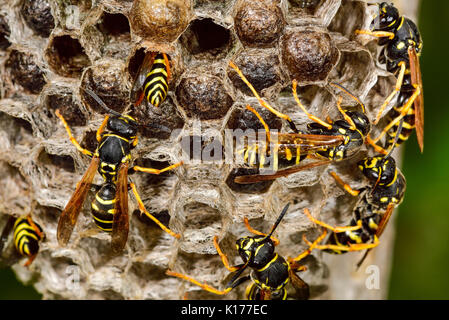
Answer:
57;157;100;246
408;47;424;152
234;160;332;184
0;216;16;253
130;52;156;106
356;203;395;269
111;162;129;253
289;269;310;300
275;132;345;154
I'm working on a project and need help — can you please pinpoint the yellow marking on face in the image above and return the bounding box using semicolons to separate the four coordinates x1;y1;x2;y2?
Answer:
380;197;389;203
243;238;253;250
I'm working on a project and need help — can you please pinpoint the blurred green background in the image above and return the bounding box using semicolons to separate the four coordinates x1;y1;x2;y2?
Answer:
0;0;448;300
389;0;449;299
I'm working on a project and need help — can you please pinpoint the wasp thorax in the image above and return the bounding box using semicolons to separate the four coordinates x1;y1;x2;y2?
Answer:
236;235;275;269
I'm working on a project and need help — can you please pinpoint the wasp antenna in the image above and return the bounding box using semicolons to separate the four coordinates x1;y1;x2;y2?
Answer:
385;118;404;159
329;82;366;113
265;203;290;239
81;87;122;117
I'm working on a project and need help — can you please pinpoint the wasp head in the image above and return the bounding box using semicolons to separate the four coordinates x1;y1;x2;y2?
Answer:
358;155;397;187
346;111;371;136
107;115;138;140
236;235;275;269
370;2;399;31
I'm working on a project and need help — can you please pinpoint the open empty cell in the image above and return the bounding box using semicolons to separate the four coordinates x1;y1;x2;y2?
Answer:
46;35;91;77
180;18;232;58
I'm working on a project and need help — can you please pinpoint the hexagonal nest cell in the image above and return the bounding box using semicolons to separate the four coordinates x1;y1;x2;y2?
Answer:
0;0;410;300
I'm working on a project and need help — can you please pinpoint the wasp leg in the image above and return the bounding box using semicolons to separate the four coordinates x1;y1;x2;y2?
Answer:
130;182;181;239
26;215;44;240
330;82;366;113
335;96;357;130
371;85;421;144
246;105;271;144
96;115;109;142
329;171;361;197
303;208;362;233
131;161;183;175
166;270;234;295
213;236;241;272
365;135;389;155
292;80;332;130
354;30;395;40
23;254;37;267
373;61;406;124
163;53;171;82
288;228;328;267
304;236;380;252
55;110;93;157
243;217;279;246
229;61;293;123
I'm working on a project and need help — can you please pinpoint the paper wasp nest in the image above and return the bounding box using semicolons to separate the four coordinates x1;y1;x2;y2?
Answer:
0;0;418;300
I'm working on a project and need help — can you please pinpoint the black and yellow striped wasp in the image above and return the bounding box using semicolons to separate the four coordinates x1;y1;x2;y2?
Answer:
167;203;326;300
55;88;182;253
301;121;407;267
131;51;171;109
356;2;424;152
229;61;386;184
0;213;45;267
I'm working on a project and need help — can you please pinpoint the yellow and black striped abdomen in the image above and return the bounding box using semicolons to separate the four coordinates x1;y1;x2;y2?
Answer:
13;217;44;258
91;184;117;232
385;103;415;149
144;53;169;108
384;80;417;149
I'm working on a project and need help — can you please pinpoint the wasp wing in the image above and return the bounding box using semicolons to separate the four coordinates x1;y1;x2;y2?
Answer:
0;216;16;253
111;162;129;253
274;132;344;154
375;203;396;238
408;47;424;152
356;203;395;269
57;157;100;246
234;160;332;184
289;269;310;300
130;52;156;106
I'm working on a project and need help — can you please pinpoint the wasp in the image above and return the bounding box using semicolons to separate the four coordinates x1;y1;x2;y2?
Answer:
55;88;182;253
131;51;171;109
356;2;424;152
230;60;385;184
167;203;325;300
302;121;406;267
0;212;45;267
